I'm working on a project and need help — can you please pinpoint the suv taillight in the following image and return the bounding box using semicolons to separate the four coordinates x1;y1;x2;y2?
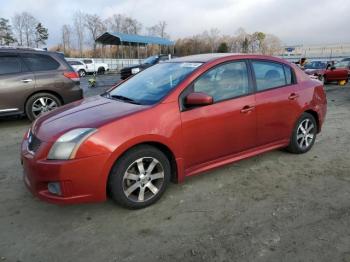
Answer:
64;71;80;81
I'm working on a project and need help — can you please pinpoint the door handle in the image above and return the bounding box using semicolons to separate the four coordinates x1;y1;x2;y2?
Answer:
240;105;255;113
288;93;299;100
21;79;33;83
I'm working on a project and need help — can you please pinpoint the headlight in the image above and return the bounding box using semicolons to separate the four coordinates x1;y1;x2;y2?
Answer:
131;67;140;74
47;128;97;160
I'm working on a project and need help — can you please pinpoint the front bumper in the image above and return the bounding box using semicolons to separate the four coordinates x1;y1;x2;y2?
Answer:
21;139;110;205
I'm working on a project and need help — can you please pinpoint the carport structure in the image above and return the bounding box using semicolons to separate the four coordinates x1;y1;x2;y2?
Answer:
95;32;175;59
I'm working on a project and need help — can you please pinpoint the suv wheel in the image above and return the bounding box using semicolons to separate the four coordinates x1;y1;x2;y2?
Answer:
287;113;317;154
78;69;86;77
108;145;171;209
25;93;61;121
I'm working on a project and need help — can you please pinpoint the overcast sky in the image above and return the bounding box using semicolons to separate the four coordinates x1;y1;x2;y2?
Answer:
1;0;349;47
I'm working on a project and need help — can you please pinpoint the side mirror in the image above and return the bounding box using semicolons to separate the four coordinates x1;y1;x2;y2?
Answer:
185;92;213;107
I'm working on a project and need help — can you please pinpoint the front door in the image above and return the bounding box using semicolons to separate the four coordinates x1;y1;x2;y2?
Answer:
180;61;257;170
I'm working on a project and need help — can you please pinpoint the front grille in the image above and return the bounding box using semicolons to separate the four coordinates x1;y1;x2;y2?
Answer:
28;131;41;153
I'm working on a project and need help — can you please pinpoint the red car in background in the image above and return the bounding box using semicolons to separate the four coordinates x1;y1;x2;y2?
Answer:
305;60;350;84
21;54;327;209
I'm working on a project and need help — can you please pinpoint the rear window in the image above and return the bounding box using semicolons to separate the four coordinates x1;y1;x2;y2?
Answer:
252;61;292;91
0;56;21;75
21;53;60;71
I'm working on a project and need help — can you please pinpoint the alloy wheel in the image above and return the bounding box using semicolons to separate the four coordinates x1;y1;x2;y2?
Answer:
32;97;58;118
296;118;315;150
122;157;165;202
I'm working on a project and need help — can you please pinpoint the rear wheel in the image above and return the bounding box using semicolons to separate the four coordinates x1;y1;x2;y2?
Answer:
287;113;317;154
108;145;171;209
97;67;105;75
25;93;61;121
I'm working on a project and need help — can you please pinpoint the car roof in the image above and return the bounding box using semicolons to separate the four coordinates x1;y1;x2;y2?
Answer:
169;53;288;63
0;47;56;55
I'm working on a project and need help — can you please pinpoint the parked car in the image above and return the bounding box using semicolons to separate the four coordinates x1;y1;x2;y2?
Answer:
67;60;88;77
0;47;82;121
120;54;172;79
341;57;350;62
21;53;327;209
304;60;349;84
82;59;109;74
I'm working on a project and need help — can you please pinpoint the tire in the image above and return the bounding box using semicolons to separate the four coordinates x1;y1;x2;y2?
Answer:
97;67;105;75
318;75;326;84
25;93;62;121
108;145;171;209
78;69;86;77
287;112;317;154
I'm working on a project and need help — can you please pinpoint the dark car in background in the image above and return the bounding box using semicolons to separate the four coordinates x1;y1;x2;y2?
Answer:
120;54;172;79
0;48;82;121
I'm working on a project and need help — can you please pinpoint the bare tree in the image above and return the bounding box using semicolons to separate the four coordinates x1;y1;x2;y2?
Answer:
106;14;125;32
84;14;105;55
206;28;220;53
61;24;72;53
12;13;25;45
23;12;38;47
74;11;85;57
147;21;168;38
121;17;142;34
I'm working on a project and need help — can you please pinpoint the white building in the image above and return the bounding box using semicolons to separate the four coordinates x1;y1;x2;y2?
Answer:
279;43;350;61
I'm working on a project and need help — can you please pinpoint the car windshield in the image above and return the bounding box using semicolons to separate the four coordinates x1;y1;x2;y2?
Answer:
142;56;158;64
335;61;349;68
108;62;202;105
305;61;327;69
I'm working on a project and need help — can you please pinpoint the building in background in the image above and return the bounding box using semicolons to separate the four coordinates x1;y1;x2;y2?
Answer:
279;43;350;62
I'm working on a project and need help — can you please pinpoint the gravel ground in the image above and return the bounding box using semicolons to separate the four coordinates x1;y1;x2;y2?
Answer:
0;76;350;262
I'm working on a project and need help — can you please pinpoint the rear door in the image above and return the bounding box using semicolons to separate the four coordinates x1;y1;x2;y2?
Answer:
251;60;300;146
0;53;35;114
20;53;67;94
180;61;257;169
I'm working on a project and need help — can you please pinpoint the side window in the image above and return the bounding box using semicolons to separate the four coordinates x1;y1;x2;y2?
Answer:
252;61;287;91
69;61;77;65
193;61;250;102
83;59;92;64
21;54;60;71
0;56;21;75
284;65;293;85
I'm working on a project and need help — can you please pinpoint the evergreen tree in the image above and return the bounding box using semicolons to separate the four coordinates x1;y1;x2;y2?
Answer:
35;22;48;47
0;18;16;46
217;42;228;53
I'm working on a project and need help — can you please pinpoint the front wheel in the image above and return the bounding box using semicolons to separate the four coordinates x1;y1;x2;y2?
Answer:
318;75;326;84
108;145;171;209
78;69;86;77
287;113;317;154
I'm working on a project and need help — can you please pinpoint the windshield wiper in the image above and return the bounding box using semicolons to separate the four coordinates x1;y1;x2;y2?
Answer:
110;94;141;105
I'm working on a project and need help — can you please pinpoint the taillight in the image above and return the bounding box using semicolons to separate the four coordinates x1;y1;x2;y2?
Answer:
64;71;80;81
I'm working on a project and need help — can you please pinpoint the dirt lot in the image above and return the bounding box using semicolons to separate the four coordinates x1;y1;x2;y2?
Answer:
0;76;350;262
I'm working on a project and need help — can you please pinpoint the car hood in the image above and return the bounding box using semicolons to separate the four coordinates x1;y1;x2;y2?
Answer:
32;95;150;142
